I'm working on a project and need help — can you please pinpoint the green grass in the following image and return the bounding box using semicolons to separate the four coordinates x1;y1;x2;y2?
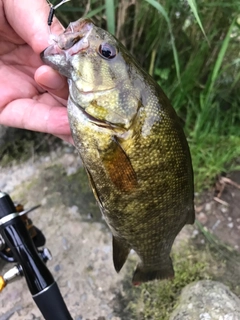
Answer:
145;0;181;84
105;0;115;34
51;0;240;191
186;0;208;41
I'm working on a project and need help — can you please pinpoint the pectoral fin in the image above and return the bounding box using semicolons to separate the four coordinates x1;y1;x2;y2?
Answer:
112;236;130;272
101;137;138;192
85;167;103;209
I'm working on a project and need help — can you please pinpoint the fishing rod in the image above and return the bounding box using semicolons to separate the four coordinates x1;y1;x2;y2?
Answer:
0;191;73;320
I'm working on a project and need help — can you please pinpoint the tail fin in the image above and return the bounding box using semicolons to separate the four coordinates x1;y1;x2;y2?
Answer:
132;257;174;285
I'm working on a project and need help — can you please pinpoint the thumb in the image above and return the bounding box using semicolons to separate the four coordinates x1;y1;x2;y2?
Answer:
3;0;64;54
35;65;69;100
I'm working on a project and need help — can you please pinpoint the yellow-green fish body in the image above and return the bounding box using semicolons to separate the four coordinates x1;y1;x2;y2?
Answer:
41;18;195;284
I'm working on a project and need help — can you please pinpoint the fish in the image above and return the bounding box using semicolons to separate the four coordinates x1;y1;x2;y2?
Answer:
41;18;195;284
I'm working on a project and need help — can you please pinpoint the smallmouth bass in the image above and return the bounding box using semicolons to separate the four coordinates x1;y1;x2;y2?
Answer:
41;18;195;284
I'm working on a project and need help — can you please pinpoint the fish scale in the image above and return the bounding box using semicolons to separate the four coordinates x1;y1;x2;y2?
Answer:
41;18;195;284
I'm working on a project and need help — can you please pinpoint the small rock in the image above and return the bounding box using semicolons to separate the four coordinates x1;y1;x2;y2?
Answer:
69;205;79;216
87;213;93;220
41;197;47;206
62;237;71;250
199;313;211;320
66;167;78;176
54;264;61;272
227;222;234;228
212;219;221;231
221;206;228;213
197;212;208;224
191;229;199;238
169;280;240;320
205;202;212;212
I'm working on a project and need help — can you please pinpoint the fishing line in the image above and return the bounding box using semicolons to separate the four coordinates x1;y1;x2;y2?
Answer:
47;0;71;34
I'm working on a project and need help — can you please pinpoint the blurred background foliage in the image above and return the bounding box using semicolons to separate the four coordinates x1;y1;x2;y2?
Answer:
52;0;240;190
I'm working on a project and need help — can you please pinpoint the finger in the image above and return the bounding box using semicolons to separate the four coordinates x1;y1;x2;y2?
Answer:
3;0;64;53
56;134;74;145
35;66;69;100
0;97;71;137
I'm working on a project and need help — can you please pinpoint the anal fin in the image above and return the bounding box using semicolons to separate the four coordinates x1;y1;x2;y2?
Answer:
112;236;130;273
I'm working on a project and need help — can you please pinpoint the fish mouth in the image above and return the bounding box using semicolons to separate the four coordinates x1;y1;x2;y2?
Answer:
41;19;93;60
41;39;89;59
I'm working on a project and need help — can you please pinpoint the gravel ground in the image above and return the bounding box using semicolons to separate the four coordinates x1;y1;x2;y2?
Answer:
0;148;127;320
195;171;240;253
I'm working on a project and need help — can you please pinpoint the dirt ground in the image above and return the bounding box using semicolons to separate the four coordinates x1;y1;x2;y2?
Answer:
195;171;240;253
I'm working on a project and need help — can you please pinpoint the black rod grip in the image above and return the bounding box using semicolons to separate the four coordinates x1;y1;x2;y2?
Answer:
0;192;16;218
0;217;54;294
33;282;73;320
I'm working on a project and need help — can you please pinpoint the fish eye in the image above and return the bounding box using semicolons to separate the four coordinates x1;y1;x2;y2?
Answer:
98;43;117;59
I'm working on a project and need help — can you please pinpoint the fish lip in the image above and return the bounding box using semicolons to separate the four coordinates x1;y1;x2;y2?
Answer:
42;40;90;59
64;18;94;35
54;19;93;54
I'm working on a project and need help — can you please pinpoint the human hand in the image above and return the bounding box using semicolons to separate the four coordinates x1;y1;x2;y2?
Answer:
0;0;73;143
